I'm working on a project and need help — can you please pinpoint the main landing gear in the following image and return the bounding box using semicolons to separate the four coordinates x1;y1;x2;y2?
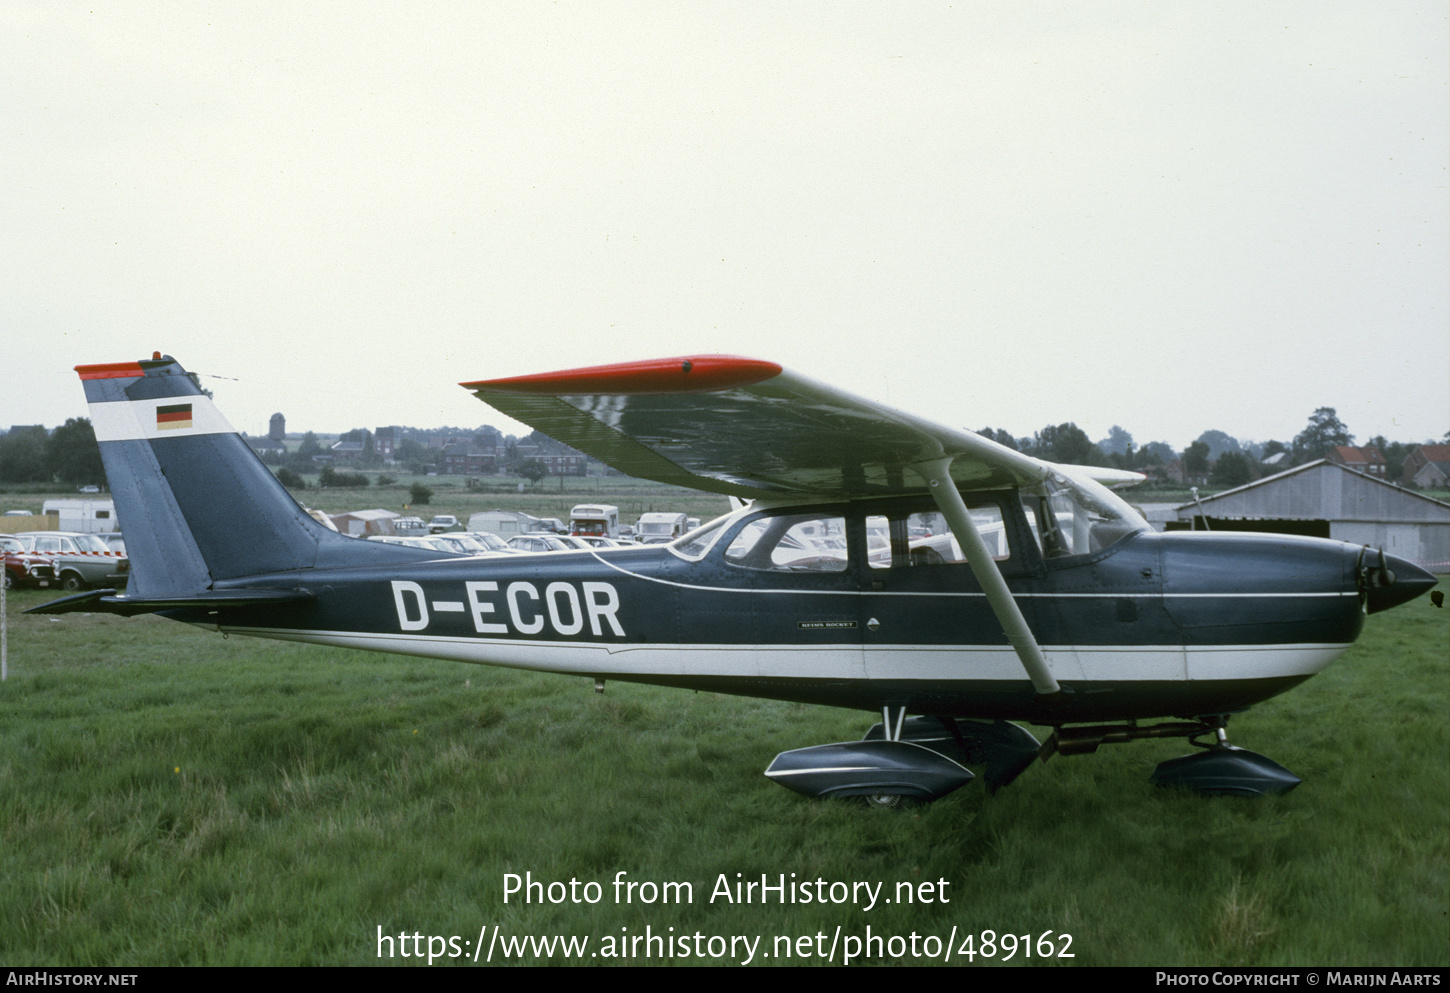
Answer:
763;707;1040;805
763;710;1301;804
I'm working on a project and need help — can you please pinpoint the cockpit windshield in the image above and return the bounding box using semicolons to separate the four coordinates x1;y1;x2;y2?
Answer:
1028;469;1149;558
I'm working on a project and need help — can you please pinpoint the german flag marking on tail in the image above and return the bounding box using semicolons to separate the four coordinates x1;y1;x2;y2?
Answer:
156;403;193;431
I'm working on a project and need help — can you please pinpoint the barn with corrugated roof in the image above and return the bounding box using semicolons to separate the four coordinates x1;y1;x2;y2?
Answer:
1171;459;1449;572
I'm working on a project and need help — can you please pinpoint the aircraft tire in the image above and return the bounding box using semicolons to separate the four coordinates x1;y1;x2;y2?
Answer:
862;793;924;810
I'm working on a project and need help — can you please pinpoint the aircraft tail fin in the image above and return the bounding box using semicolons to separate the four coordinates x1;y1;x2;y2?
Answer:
69;354;424;601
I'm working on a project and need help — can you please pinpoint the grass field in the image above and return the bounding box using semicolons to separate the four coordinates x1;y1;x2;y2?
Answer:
0;582;1444;966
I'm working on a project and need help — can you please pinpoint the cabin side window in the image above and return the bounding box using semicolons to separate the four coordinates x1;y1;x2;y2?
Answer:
724;512;849;573
866;501;1013;571
669;512;734;560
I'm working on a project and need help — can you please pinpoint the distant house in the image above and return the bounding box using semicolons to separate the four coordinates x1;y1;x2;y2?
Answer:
533;452;586;476
1327;445;1387;478
330;440;365;463
1403;444;1450;489
441;440;502;475
1172;459;1450;571
520;438;587;476
247;434;286;457
374;426;396;460
1162;458;1210;486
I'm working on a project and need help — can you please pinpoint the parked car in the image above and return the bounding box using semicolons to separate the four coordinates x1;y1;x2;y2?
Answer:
577;535;625;549
1;535;56;589
427;515;463;534
506;533;574;554
457;532;521;554
365;536;464;554
13;531;129;591
429;534;513;556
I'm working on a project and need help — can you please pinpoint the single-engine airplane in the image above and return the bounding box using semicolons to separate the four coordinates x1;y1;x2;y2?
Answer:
32;354;1438;802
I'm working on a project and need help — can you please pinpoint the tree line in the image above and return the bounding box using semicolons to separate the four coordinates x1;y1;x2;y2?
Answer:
0;419;104;486
1;407;1442;490
259;426;551;483
983;406;1438;488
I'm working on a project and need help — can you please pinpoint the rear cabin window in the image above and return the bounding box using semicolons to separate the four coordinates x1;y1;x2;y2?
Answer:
725;513;849;573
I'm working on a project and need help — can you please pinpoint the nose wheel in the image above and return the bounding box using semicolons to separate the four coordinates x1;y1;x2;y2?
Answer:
1041;717;1302;797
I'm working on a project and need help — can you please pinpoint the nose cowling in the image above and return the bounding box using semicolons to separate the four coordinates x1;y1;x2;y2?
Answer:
1360;549;1439;614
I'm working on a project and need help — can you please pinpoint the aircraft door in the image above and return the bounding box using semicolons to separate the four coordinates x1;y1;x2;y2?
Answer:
858;502;1035;692
705;509;865;683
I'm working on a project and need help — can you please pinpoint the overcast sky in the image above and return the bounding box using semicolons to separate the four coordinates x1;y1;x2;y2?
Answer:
3;2;1446;453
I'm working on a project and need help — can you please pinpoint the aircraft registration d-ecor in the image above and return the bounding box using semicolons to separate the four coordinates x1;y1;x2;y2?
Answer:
33;353;1437;802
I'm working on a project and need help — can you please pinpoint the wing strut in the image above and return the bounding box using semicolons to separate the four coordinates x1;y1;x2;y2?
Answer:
913;457;1062;700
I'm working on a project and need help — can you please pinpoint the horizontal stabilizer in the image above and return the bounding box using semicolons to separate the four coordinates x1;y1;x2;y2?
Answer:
28;587;315;617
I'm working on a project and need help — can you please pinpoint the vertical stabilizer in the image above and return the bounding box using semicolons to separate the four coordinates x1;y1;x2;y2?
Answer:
79;356;356;594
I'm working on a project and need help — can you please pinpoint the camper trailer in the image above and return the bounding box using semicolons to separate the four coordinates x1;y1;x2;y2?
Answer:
467;510;542;539
41;499;118;533
569;504;619;538
635;511;690;544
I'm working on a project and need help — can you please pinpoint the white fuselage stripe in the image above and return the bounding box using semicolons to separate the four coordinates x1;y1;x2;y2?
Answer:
217;626;1349;683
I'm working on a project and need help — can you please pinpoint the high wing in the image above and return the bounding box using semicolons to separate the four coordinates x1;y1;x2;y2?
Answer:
461;355;1143;499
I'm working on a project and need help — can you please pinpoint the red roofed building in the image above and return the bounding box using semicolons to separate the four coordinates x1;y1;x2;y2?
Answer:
1327;445;1387;477
1403;444;1450;489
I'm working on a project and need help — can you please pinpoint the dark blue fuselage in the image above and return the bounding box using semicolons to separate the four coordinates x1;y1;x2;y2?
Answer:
193;497;1376;725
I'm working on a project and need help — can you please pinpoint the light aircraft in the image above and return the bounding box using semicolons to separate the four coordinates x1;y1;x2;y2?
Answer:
32;354;1437;802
